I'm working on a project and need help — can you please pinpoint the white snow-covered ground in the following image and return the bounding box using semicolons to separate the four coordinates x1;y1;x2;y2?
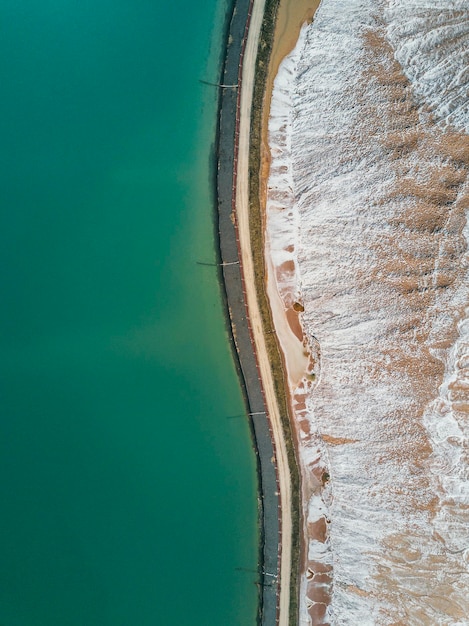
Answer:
265;1;469;623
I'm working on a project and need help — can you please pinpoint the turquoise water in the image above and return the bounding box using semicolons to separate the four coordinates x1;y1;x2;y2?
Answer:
0;1;259;624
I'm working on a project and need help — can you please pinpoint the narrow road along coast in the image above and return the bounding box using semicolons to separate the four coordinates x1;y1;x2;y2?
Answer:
217;1;293;625
235;0;294;623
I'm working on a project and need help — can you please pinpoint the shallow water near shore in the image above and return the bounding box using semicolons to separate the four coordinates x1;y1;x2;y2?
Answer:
0;1;259;624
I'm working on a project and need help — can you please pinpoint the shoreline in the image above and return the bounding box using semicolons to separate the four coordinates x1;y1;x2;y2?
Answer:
263;17;333;624
235;1;295;624
216;1;319;623
246;0;324;622
216;1;286;624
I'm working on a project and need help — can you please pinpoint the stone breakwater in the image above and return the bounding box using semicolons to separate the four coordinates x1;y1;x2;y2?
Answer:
266;0;469;623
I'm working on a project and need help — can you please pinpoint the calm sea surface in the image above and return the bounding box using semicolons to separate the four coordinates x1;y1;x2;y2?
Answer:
0;1;259;624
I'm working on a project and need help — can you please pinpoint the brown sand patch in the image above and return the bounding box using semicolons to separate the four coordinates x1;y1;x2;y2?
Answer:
376;533;469;621
286;308;304;342
307;517;328;542
346;584;371;598
307;601;328;625
313;573;333;585
309;561;333;576
452;401;469;413
360;31;468;438
307;583;331;606
321;434;358;446
278;259;295;275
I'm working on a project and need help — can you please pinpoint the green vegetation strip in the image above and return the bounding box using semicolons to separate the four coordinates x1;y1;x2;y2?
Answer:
249;2;302;624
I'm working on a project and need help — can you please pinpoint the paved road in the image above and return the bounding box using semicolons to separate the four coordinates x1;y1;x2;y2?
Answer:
217;1;292;625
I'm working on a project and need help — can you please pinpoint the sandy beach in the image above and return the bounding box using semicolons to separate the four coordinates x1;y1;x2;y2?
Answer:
236;1;323;623
259;1;325;623
260;0;321;213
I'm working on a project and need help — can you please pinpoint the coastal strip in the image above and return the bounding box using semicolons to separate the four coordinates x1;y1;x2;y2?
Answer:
216;0;291;624
260;2;327;623
236;0;296;624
